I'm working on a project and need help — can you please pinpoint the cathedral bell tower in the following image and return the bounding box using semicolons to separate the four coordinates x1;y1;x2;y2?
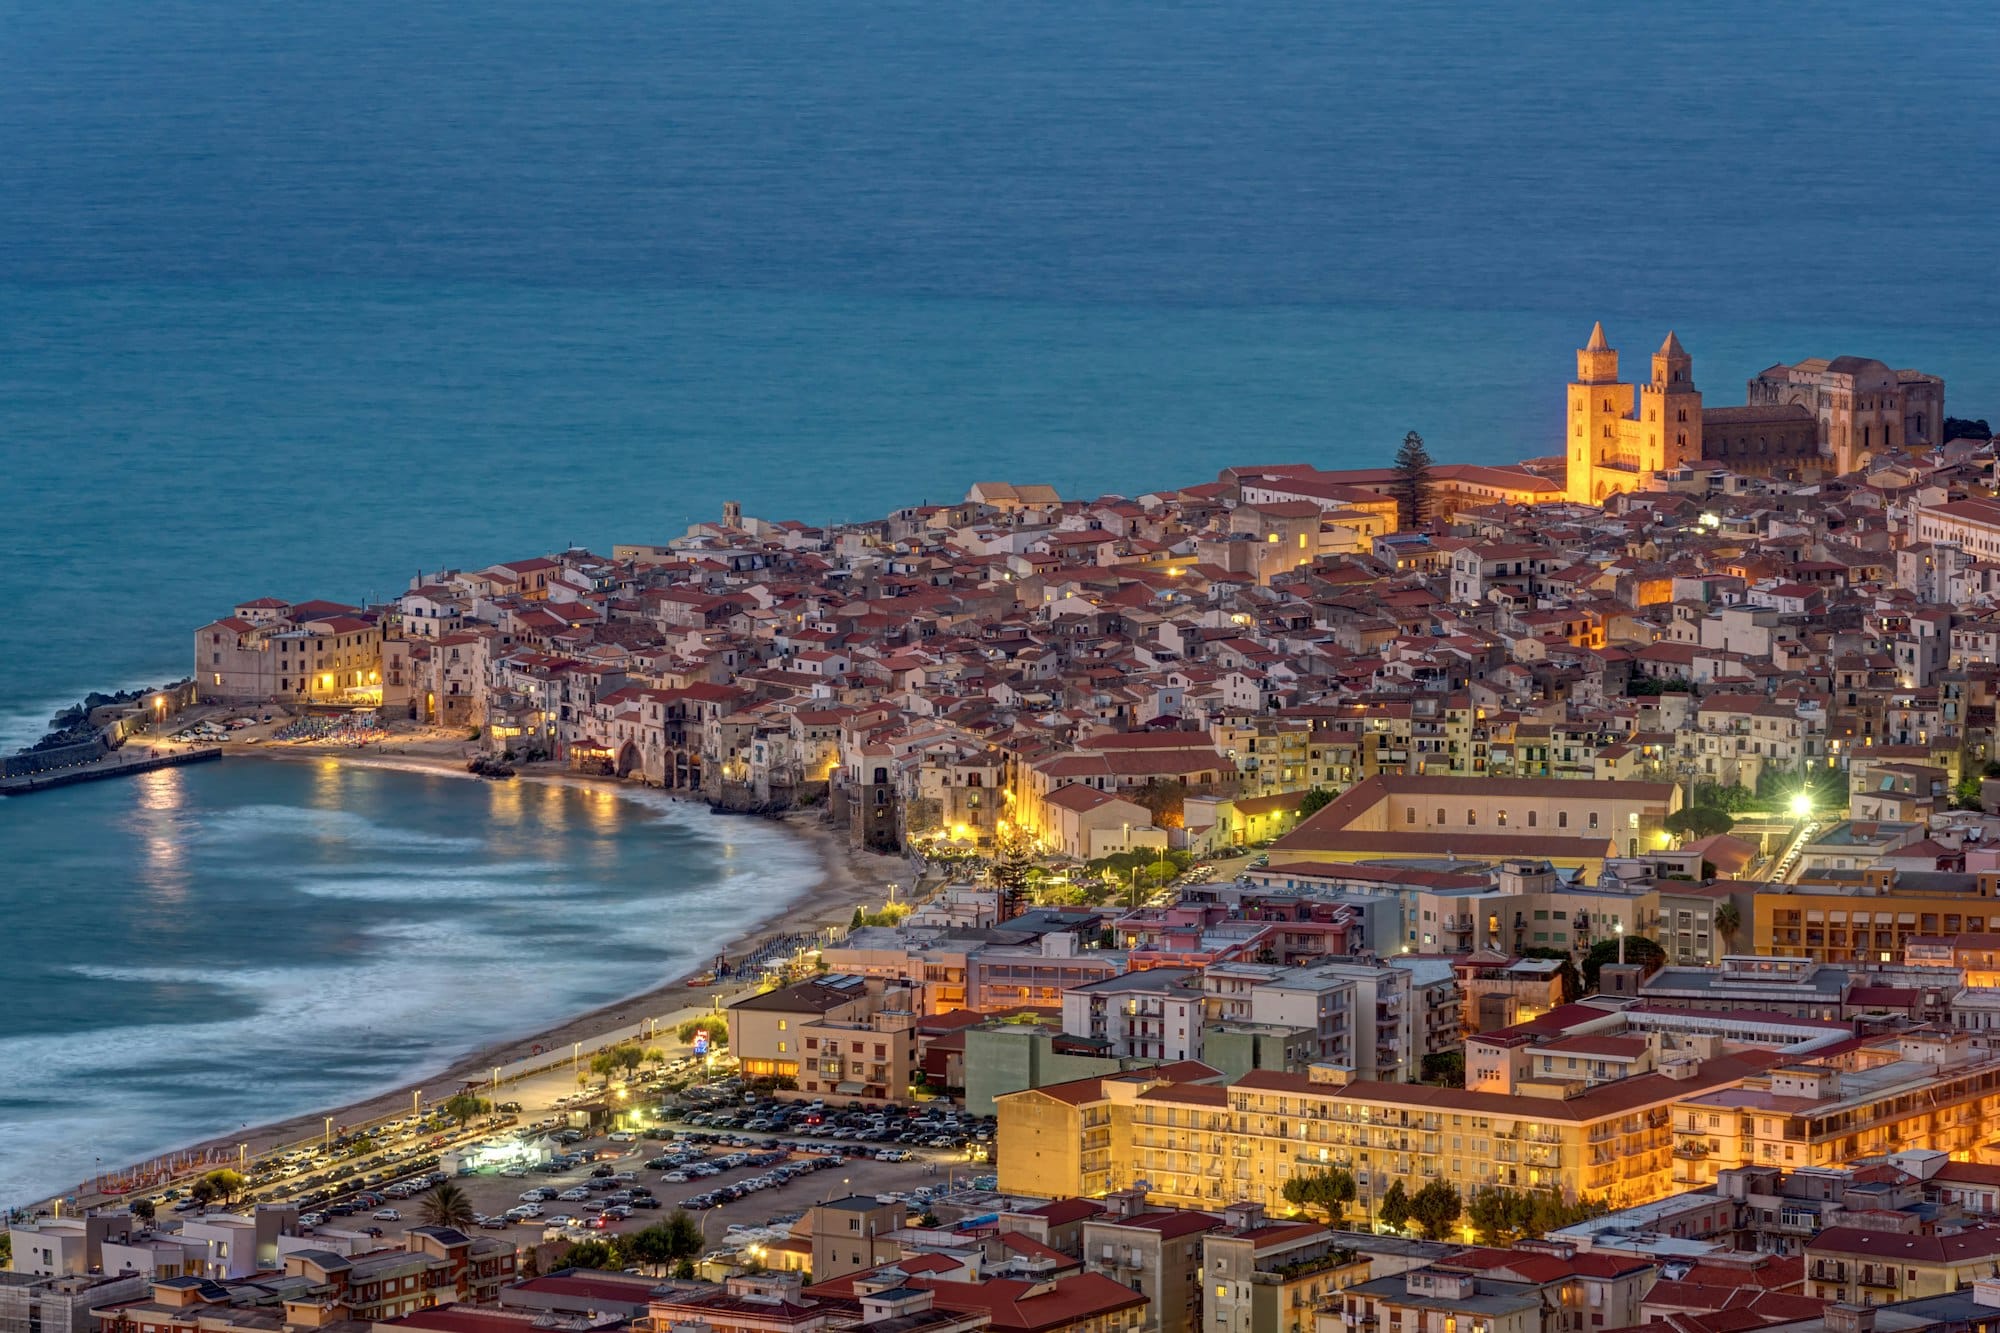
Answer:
1642;331;1702;471
1567;322;1634;504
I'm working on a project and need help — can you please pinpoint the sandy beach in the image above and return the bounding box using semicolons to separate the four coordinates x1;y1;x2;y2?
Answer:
69;737;909;1208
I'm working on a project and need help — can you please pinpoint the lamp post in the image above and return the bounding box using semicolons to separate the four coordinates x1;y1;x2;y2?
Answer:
324;1117;334;1152
1614;919;1625;967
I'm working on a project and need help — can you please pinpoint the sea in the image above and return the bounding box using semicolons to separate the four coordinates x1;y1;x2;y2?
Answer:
2;0;1997;1206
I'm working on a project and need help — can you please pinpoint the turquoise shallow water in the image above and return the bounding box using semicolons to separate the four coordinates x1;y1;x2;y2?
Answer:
0;759;820;1209
2;0;1997;1206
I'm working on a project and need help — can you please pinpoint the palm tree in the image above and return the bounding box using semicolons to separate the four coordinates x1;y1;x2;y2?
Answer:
420;1181;476;1230
1714;901;1741;951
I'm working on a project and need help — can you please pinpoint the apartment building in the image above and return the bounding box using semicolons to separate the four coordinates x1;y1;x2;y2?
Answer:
1669;1033;2000;1190
1758;871;2000;966
727;974;920;1103
1806;1227;2000;1305
1080;1196;1223;1333
1202;1210;1370;1333
1062;969;1207;1063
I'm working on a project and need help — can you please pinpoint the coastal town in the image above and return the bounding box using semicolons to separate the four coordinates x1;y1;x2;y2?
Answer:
26;327;2000;1333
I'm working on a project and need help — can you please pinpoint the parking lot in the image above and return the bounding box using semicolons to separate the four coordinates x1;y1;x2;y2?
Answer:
281;1079;996;1254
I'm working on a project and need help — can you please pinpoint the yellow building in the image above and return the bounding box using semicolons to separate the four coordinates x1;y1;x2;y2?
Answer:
1756;870;2000;965
1007;1056;1773;1222
1565;324;1702;505
1669;1033;2000;1189
1267;774;1675;874
1806;1226;2000;1305
995;1065;1219;1200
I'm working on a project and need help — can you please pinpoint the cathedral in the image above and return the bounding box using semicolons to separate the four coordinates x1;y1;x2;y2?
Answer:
1563;324;1822;504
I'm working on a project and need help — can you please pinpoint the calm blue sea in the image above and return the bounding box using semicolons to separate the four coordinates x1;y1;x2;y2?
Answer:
1;0;1996;1202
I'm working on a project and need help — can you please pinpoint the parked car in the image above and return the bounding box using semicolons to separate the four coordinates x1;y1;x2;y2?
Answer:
373;1208;400;1221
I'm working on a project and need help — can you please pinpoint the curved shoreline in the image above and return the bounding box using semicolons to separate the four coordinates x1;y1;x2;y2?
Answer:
29;747;908;1215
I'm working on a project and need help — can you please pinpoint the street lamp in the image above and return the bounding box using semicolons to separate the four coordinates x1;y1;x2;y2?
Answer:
1614;919;1625;966
1789;791;1814;818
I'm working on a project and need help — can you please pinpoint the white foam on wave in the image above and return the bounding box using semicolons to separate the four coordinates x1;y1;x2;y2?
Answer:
189;803;486;852
290;873;575;902
1;778;829;1210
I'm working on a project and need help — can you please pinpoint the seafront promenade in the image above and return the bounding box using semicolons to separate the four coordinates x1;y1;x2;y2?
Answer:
54;927;833;1218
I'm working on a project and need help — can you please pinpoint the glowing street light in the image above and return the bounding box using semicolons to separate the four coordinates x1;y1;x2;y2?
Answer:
1789;791;1814;818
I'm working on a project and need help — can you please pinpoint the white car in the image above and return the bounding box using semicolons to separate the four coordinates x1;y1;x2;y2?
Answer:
608;1131;635;1142
558;1187;590;1201
499;1165;529;1178
518;1189;550;1202
514;1205;543;1219
661;1171;690;1183
373;1208;400;1221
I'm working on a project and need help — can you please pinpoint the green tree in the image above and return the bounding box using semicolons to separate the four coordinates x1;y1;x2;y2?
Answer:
1691;781;1753;813
443;1093;491;1128
1296;786;1335;819
673;1258;697;1280
1282;1167;1357;1224
129;1198;156;1223
990;826;1036;919
1377;1180;1411;1233
1954;776;1985;810
677;1018;725;1048
1582;935;1667;991
1468;1187;1534;1245
1407;1180;1463;1241
559;1239;620;1270
1421;1051;1465;1087
196;1169;244;1207
419;1181;476;1230
1663;807;1734;841
666;1209;704;1257
1944;417;1992;441
1392;431;1435;531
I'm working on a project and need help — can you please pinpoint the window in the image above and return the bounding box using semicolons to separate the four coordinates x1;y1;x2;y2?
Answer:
1436;807;1446;825
1407;808;1417;825
1528;810;1537;827
1588;812;1599;830
1497;810;1508;827
1467;809;1477;826
1558;811;1568;829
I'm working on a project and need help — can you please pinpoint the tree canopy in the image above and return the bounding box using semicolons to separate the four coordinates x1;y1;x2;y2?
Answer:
1297;786;1335;818
1377;1180;1411;1232
1407;1180;1463;1240
1663;806;1734;840
1282;1167;1357;1223
443;1093;491;1127
1466;1187;1609;1245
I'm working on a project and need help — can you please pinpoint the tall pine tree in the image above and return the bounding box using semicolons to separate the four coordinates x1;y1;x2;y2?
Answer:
1392;430;1435;531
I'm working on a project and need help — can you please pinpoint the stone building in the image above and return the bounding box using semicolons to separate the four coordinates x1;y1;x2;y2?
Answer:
1748;354;1946;474
1564;325;1826;504
1566;324;1704;504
